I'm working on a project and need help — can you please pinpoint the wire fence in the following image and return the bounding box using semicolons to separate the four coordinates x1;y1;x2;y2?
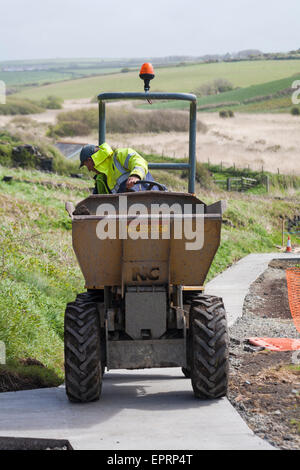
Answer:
213;176;269;192
286;268;300;334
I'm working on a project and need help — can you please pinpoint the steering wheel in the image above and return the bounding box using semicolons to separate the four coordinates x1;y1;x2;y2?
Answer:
131;180;167;192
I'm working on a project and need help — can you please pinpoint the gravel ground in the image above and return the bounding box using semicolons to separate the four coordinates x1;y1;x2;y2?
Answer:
227;259;300;450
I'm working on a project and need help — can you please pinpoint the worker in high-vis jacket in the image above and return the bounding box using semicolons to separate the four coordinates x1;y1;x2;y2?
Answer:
79;142;158;193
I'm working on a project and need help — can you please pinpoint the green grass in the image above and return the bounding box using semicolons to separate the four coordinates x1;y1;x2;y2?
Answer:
0;68;127;88
0;70;77;87
0;359;63;389
13;60;300;101
0;155;299;382
198;74;300;107
0;166;91;377
0;97;45;115
235;95;297;113
145;73;300;113
0;129;81;175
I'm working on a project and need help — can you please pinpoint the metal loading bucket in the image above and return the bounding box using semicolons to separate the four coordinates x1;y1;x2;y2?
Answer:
71;192;223;289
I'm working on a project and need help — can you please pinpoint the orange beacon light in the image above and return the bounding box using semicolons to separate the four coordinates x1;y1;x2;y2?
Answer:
139;63;155;92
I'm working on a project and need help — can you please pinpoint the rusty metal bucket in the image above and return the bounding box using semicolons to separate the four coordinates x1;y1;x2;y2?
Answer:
69;192;224;290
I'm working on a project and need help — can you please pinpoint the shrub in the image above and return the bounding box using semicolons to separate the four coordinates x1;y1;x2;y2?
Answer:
194;82;217;97
0;130;20;144
0;98;44;115
47;120;90;137
291;107;300;115
194;78;234;97
40;95;63;110
0;144;13;166
47;145;79;175
12;146;37;168
57;108;98;128
219;110;228;118
214;78;234;93
181;161;213;189
48;107;207;137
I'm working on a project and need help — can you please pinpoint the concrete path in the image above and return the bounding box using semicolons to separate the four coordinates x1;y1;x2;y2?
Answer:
205;252;300;327
0;370;271;450
1;252;296;450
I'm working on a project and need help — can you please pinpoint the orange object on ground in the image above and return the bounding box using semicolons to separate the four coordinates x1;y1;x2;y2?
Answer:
247;269;300;352
286;267;300;333
286;236;292;252
248;337;300;351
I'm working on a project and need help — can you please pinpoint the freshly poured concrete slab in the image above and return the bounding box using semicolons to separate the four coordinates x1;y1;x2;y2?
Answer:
1;252;292;450
0;368;272;450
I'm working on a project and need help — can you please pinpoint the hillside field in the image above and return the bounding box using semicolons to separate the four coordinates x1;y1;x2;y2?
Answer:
142;73;300;114
13;60;300;101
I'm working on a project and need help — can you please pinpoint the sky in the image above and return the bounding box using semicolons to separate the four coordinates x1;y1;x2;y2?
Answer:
1;0;300;61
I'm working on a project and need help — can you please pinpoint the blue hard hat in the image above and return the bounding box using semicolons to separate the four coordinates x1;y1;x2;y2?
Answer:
79;144;97;168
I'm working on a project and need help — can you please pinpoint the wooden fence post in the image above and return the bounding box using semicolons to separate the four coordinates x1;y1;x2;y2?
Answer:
265;175;270;193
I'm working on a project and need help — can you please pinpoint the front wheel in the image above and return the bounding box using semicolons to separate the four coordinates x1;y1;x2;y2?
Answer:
64;294;103;403
188;295;229;399
181;367;191;378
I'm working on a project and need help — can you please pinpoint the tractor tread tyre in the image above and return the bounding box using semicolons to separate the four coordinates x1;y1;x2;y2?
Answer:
189;294;229;399
181;367;191;378
64;294;102;403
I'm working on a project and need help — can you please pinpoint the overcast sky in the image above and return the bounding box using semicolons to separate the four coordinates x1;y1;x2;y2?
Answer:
1;0;300;61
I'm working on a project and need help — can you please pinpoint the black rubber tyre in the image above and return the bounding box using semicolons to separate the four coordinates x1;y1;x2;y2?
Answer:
188;294;229;399
64;294;102;403
181;367;191;378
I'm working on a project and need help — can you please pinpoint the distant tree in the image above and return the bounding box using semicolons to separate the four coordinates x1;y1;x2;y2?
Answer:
40;95;63;109
194;78;234;97
214;78;234;93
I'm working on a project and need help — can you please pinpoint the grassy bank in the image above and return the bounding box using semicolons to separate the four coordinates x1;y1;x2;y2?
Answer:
0;161;299;382
0;129;79;175
14;60;300;101
0;166;91;381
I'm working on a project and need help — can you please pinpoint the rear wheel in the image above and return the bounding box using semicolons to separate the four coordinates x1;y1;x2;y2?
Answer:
181;367;191;378
64;293;103;403
188;295;229;399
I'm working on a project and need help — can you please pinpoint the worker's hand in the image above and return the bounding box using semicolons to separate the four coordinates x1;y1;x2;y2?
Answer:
126;176;141;189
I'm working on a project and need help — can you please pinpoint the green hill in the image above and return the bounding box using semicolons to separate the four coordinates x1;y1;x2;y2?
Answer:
13;60;300;101
146;73;300;113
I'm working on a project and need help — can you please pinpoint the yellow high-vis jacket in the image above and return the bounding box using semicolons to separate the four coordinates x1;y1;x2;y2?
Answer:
92;143;148;194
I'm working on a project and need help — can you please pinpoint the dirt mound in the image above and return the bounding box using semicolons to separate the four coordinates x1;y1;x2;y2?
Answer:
229;351;300;449
229;257;300;449
0;369;45;393
0;358;61;393
243;258;300;320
